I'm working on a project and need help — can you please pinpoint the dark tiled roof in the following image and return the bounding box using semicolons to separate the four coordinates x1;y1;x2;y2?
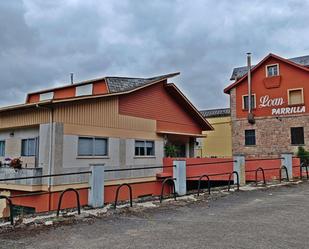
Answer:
200;108;231;118
106;73;180;93
230;55;309;80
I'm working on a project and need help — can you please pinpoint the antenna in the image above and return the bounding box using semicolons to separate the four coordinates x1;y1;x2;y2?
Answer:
70;73;74;85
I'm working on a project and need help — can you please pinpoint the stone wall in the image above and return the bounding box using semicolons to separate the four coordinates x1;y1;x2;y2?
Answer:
232;114;309;157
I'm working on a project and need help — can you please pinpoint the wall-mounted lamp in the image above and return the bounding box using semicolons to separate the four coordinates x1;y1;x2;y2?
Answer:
9;132;14;137
275;117;282;121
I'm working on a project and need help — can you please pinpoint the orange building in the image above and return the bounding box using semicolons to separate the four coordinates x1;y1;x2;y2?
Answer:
0;72;212;214
224;53;309;157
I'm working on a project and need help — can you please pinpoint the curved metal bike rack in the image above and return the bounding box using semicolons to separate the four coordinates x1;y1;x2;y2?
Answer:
57;188;81;216
197;174;211;196
279;165;289;183
160;178;177;203
228;171;240;191
255;167;266;186
114;183;133;209
0;195;14;225
300;163;309;180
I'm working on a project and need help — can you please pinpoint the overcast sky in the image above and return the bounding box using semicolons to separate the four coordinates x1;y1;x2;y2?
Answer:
1;0;309;109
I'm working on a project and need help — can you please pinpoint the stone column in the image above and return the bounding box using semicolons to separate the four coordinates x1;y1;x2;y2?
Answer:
281;153;293;180
173;160;186;196
233;154;246;185
88;164;105;208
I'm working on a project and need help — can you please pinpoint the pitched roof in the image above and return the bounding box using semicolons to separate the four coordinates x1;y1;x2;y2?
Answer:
27;72;180;97
0;73;213;131
106;73;180;93
225;53;309;94
230;55;309;80
200;108;231;118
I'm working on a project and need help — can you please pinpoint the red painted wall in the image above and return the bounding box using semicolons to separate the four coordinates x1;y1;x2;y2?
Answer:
235;57;309;118
162;157;234;181
8;157;301;214
245;157;300;181
9;182;170;213
119;81;202;134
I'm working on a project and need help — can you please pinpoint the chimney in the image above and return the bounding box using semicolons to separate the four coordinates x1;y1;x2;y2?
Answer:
70;73;74;85
247;53;255;124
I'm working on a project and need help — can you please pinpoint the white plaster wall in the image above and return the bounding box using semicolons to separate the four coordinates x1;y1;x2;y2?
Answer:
61;135;164;181
0;127;39;167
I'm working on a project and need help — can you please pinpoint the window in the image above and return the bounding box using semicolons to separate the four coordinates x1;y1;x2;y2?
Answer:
288;89;303;105
78;137;108;156
135;140;155;156
76;84;93;97
291;127;304;145
0;141;5;157
266;64;279;77
245;129;256;146
39;92;54;101
21;138;38;156
242;94;256;110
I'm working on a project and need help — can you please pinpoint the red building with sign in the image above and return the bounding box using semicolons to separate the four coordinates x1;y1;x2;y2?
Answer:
224;53;309;157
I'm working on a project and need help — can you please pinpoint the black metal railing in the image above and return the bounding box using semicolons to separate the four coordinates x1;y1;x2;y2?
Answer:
114;184;133;209
160;178;177;203
0;170;92;225
57;188;81;216
279;166;289;182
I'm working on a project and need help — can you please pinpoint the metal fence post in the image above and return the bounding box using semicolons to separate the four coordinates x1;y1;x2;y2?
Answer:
233;154;246;185
173;160;186;196
281;153;293;180
88;164;105;208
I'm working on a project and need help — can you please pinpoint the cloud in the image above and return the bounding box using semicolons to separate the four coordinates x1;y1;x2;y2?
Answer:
0;0;309;109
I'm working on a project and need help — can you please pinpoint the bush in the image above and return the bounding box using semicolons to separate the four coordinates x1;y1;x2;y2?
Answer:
164;145;179;157
297;146;309;165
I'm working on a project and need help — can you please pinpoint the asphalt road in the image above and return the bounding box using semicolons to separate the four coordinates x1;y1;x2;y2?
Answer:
1;182;309;249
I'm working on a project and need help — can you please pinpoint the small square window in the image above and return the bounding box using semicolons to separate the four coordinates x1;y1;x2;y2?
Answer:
266;65;279;77
291;127;304;145
245;129;256;146
242;95;256;110
288;89;303;105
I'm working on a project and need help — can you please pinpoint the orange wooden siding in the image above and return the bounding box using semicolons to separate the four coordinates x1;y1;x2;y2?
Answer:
27;94;40;103
27;81;108;103
92;81;108;95
119;81;202;134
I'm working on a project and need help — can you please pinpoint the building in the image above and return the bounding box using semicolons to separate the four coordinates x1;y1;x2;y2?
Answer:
198;108;232;157
0;72;212;213
224;53;309;157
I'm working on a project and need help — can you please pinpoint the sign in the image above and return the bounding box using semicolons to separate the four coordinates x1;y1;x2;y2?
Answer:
259;95;306;115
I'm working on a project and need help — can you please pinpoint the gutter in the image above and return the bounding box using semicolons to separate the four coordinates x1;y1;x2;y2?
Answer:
36;104;54;211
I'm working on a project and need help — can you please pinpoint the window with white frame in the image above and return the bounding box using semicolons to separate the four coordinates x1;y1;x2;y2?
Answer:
135;140;155;156
242;94;256;110
266;64;279;77
21;138;38;157
288;88;303;105
76;84;93;97
78;137;108;156
0;141;5;157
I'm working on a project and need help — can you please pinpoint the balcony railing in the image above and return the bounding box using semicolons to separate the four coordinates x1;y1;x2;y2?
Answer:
0;167;43;185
